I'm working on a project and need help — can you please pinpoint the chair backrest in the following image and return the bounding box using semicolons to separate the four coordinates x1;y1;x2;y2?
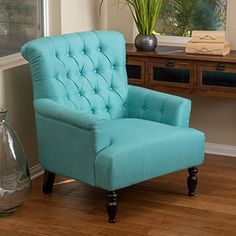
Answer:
21;31;128;120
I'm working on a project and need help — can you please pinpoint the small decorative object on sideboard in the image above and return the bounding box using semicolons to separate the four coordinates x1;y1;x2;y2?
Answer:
0;108;31;216
186;31;230;56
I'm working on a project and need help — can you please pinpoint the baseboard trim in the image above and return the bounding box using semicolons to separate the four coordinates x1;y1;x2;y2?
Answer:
205;143;236;157
30;164;44;180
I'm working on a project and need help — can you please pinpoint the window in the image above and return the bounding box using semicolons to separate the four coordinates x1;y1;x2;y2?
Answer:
156;0;227;37
0;0;45;58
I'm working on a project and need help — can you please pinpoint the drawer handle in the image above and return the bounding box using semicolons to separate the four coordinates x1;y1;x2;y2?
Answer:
217;63;225;71
166;60;175;67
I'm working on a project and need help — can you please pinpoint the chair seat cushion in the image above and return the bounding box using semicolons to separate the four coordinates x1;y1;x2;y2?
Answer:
95;118;205;191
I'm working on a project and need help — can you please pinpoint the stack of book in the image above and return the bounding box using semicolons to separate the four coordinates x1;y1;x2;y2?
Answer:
186;31;230;56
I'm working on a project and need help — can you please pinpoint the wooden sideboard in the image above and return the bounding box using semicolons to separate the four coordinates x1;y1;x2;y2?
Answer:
126;44;236;98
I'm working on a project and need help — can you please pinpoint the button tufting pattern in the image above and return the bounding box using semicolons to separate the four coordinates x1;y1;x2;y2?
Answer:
22;31;129;120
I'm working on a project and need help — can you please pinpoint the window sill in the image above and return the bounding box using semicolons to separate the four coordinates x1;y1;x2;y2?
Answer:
0;53;28;71
156;35;191;47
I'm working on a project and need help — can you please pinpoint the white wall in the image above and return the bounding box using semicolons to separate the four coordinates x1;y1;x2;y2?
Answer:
190;95;236;146
48;0;61;35
0;65;38;167
226;0;236;50
106;3;134;43
60;0;102;34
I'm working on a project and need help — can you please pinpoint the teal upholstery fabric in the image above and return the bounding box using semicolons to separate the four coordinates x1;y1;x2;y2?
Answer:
21;31;205;191
95;118;204;190
34;98;110;185
22;31;128;120
127;85;191;127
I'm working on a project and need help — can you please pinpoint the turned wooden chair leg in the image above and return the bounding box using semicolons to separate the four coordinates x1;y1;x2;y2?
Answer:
43;170;56;194
106;191;117;223
187;166;198;196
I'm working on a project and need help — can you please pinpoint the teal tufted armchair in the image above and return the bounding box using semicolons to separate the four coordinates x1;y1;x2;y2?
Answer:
21;31;205;223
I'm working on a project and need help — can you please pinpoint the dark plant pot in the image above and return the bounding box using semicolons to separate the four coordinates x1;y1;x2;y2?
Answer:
134;34;157;51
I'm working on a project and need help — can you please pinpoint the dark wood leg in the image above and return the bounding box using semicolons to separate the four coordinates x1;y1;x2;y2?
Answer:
187;166;198;196
106;191;117;223
43;170;56;194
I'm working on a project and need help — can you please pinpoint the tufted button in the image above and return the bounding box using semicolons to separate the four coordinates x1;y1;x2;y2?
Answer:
91;109;94;114
98;48;101;52
143;107;147;111
94;69;97;73
109;86;113;90
124;103;128;108
82;50;85;55
111;65;115;70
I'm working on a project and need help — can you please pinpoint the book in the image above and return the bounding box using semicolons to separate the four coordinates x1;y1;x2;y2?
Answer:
191;31;225;43
186;41;230;56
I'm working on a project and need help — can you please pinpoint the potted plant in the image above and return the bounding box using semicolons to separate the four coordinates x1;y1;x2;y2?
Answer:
100;0;164;51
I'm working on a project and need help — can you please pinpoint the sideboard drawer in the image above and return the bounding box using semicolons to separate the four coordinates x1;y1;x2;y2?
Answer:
148;59;195;90
126;57;146;86
197;62;236;96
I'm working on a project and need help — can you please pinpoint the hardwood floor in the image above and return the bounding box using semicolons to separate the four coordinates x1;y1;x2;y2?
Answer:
0;154;236;236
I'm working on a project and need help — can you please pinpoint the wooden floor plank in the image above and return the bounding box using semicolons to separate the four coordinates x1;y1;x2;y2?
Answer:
0;154;236;236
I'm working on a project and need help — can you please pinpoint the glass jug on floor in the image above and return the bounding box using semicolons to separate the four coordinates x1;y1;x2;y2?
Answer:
0;108;31;215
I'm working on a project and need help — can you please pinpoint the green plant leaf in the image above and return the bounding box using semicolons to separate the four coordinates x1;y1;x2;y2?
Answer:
100;0;164;35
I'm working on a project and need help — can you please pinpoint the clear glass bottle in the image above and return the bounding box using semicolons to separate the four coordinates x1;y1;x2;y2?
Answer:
0;108;31;215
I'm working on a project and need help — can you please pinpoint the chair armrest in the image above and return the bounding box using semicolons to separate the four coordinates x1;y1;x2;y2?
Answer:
127;85;191;127
34;99;106;130
34;99;110;153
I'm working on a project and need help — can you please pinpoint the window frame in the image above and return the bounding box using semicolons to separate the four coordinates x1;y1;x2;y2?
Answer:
156;0;230;47
0;0;49;70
